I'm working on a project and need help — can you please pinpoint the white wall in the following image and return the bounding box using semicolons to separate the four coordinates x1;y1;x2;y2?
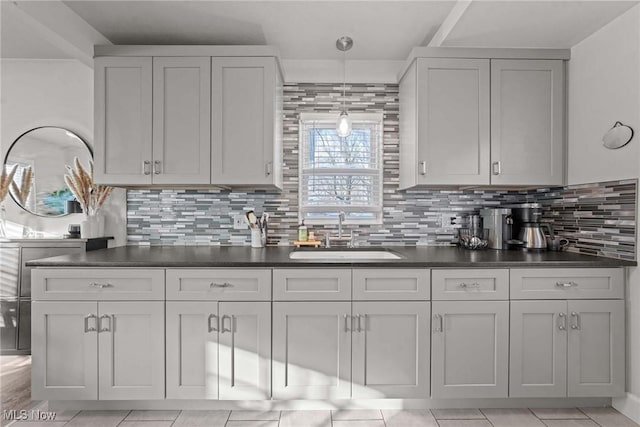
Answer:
568;5;640;185
568;4;640;423
0;59;126;246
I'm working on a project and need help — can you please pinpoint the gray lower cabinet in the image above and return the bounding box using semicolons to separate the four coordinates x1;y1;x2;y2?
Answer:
510;300;625;398
31;301;164;401
431;300;509;398
166;301;271;400
272;302;352;400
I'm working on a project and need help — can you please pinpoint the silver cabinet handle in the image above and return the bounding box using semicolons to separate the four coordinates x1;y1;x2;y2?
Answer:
570;312;581;330
492;161;502;175
361;314;367;333
153;160;161;175
89;282;113;289
84;314;97;332
265;162;272;176
98;314;111;333
558;312;567;331
210;282;233;288
459;282;480;289
356;314;362;332
142;160;151;175
433;314;443;333
344;314;351;332
556;281;578;288
208;314;219;333
221;315;232;333
419;161;427;175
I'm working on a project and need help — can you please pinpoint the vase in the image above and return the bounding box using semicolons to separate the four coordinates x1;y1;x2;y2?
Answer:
81;213;104;239
0;203;6;238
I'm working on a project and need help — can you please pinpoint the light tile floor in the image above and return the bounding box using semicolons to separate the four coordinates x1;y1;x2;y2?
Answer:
4;407;639;427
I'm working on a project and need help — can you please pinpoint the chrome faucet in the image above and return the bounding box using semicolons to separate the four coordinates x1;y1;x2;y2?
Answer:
338;211;345;239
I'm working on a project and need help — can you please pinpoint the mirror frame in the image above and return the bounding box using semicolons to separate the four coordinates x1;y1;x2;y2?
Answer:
3;126;93;218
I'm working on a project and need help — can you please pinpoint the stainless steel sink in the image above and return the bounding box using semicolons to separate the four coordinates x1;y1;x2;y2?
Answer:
289;250;403;261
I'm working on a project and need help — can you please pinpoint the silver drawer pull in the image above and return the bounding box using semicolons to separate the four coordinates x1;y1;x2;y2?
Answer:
208;314;219;333
142;160;151;175
570;312;581;330
89;282;113;289
210;282;233;288
153;160;162;175
556;281;578;288
344;314;351;333
84;314;97;333
558;312;567;331
98;314;111;333
459;282;480;289
433;314;443;333
220;315;234;333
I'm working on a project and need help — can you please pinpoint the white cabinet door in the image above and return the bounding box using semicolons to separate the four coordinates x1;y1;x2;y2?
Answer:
152;57;211;184
94;57;153;185
219;302;271;400
166;302;219;399
490;60;564;186
416;58;490;185
98;302;165;400
273;302;351;399
31;302;98;400
568;300;625;397
352;301;430;398
510;301;567;398
431;301;509;398
211;57;277;186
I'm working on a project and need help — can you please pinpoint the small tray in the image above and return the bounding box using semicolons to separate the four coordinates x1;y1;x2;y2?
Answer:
294;240;322;247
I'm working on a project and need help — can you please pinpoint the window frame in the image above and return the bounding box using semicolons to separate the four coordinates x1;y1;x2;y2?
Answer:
298;112;384;225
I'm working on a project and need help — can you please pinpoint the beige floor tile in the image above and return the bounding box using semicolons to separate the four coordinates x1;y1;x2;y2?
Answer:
172;410;230;427
382;409;438;427
225;422;279;427
531;408;589;420
542;420;599;427
125;410;180;421
432;409;486;420
64;410;130;427
482;408;545;427
280;410;331;427
118;422;174;427
228;410;281;421
332;421;386;427
331;410;383;420
437;421;493;427
579;407;640;427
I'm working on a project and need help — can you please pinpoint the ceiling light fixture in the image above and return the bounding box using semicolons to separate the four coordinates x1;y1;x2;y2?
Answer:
336;36;353;138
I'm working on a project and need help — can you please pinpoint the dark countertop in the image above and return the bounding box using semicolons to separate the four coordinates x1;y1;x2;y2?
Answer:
25;245;637;268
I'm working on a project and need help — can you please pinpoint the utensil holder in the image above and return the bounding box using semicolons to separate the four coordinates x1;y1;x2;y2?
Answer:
251;228;264;248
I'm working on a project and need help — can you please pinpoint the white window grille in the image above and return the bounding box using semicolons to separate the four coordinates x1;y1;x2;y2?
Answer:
299;112;384;225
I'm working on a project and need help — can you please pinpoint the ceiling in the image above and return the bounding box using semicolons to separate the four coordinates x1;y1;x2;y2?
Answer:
1;0;638;62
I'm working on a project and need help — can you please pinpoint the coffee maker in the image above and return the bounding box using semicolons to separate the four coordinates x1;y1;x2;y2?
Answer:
510;203;552;251
480;208;513;250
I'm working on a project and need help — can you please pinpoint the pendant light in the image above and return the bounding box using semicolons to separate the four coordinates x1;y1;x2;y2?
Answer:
336;36;353;138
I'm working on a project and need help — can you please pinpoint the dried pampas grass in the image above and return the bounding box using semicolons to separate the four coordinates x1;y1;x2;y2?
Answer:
65;157;113;216
0;164;18;204
10;165;33;205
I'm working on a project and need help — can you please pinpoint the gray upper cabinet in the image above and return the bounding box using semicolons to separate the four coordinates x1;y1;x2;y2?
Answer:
490;60;564;186
400;58;490;188
211;57;282;188
94;57;153;185
94;49;283;188
399;55;565;188
152;57;211;184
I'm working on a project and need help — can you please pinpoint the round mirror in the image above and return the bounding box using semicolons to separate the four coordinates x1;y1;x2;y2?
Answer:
3;127;92;217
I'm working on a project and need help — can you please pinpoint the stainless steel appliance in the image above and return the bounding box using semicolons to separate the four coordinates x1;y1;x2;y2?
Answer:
480;208;513;250
511;203;553;251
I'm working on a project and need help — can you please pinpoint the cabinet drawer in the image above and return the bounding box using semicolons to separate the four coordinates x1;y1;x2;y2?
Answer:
510;268;624;300
166;269;271;300
432;269;509;300
353;269;430;300
273;269;351;301
32;269;164;300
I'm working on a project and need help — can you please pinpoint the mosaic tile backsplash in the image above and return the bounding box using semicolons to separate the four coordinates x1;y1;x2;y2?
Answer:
127;83;637;261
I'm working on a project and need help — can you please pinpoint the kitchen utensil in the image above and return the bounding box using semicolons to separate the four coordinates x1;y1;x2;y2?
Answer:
547;236;569;251
245;211;256;229
458;228;489;250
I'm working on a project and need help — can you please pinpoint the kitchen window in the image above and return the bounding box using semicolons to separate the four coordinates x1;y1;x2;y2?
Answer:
299;112;384;224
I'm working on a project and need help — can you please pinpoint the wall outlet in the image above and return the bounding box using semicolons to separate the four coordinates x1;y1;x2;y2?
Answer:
441;213;459;229
233;214;247;230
